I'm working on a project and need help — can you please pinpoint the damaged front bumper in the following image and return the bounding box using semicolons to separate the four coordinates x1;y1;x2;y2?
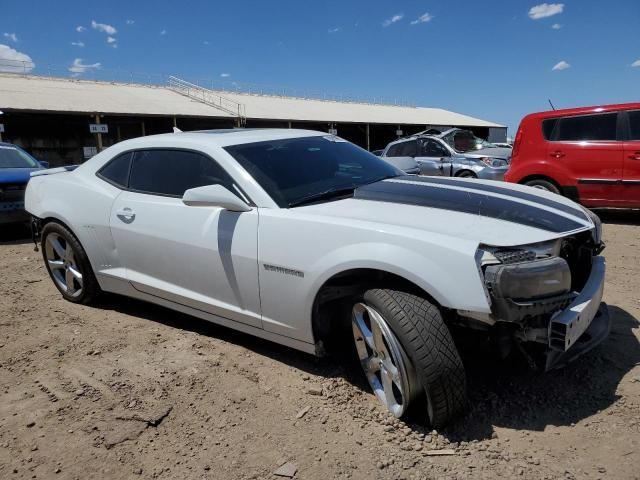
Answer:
544;256;610;370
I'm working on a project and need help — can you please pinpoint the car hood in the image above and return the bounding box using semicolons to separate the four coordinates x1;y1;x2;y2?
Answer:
297;176;594;247
463;147;512;161
0;167;42;184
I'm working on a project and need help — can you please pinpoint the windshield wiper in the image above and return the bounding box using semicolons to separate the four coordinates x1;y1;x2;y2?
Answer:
289;186;357;208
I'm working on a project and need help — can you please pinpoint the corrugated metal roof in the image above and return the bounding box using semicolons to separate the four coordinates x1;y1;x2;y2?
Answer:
0;74;504;128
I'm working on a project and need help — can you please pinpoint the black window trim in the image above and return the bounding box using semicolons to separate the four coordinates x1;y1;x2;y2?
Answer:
95;147;254;206
620;109;640;142
545;111;622;142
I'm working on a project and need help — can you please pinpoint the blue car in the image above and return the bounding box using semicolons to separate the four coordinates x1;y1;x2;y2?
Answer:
0;142;48;225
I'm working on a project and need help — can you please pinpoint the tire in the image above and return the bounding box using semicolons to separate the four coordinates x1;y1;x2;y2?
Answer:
352;288;466;427
41;222;100;304
524;179;560;194
456;170;477;178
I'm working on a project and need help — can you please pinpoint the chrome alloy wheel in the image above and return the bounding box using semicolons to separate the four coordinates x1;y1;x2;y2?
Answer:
352;302;418;417
44;233;83;298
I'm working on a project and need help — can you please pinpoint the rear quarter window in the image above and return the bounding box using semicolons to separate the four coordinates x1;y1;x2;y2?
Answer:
97;152;132;188
541;118;558;140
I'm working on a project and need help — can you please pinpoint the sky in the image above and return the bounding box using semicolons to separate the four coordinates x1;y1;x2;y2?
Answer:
0;0;639;134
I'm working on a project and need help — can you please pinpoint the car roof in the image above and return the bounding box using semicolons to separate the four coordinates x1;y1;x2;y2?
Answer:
525;102;640;120
115;128;329;149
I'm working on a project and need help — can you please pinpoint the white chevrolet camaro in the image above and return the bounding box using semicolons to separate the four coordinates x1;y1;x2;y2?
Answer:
26;129;610;427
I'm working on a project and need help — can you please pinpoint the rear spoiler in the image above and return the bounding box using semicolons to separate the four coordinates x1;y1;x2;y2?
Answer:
30;165;79;177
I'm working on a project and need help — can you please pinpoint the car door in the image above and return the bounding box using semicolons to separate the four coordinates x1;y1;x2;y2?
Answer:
547;112;624;206
384;139;418;173
415;139;452;176
109;149;262;328
622;109;640;206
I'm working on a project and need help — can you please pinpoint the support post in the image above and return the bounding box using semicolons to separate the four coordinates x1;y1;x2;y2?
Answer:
173;116;177;128
288;121;292;129
366;123;370;151
141;120;146;137
116;125;122;142
94;114;103;152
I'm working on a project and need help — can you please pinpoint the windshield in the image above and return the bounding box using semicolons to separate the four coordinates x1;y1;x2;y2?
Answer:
225;135;402;208
441;130;498;153
0;146;39;168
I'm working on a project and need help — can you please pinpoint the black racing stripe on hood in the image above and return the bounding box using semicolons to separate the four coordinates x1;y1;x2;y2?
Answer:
354;180;586;233
393;176;588;221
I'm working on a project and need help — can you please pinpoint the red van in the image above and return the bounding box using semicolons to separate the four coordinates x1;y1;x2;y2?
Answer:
505;103;640;208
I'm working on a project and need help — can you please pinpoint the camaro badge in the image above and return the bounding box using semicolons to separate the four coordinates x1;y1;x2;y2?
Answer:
263;264;304;278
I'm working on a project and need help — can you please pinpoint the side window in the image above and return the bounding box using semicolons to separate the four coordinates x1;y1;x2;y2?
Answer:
386;143;402;157
97;152;132;188
128;149;235;197
553;113;618;141
421;140;449;157
398;140;417;156
628;111;640;140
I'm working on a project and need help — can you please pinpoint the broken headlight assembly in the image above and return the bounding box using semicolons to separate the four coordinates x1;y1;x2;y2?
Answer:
476;241;575;322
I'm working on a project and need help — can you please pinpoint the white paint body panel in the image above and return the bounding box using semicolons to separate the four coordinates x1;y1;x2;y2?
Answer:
25;129;594;353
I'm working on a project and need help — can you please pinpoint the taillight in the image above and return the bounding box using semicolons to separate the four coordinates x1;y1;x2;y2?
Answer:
511;126;523;158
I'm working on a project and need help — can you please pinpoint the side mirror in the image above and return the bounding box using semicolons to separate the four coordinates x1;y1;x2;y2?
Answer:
182;184;252;212
39;160;50;169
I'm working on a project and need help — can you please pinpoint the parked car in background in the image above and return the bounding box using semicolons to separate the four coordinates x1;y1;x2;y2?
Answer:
371;149;384;156
0;142;48;225
26;129;608;427
505;103;640;208
382;129;510;180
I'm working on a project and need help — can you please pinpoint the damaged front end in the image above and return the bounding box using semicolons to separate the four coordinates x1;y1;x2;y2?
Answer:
462;217;610;371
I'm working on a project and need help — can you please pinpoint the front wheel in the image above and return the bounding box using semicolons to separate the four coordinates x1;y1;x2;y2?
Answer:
456;170;477;178
352;289;466;427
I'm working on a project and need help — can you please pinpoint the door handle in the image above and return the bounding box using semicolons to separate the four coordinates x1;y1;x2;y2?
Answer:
116;207;136;222
629;152;640;161
550;151;565;159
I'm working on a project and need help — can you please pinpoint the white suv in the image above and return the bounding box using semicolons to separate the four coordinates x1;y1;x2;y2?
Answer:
25;129;609;427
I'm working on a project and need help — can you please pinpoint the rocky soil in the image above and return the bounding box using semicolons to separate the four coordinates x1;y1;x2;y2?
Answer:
1;211;639;480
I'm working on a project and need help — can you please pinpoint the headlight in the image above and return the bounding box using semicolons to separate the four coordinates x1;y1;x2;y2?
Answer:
480;157;508;168
484;257;571;300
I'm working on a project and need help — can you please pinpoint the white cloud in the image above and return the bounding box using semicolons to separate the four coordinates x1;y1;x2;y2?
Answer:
91;20;117;35
551;23;562;29
552;60;570;71
71;41;85;47
382;13;403;27
203;40;210;45
410;13;433;25
631;59;640;67
160;29;167;35
107;36;116;43
0;44;35;72
220;73;230;77
68;58;101;74
328;27;340;33
76;26;86;33
3;33;18;42
528;3;564;20
126;19;135;25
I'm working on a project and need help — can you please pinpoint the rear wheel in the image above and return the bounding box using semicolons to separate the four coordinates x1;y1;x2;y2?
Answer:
352;288;466;427
524;178;560;194
41;222;100;304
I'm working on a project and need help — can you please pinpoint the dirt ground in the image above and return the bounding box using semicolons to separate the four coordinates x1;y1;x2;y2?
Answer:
1;211;639;480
